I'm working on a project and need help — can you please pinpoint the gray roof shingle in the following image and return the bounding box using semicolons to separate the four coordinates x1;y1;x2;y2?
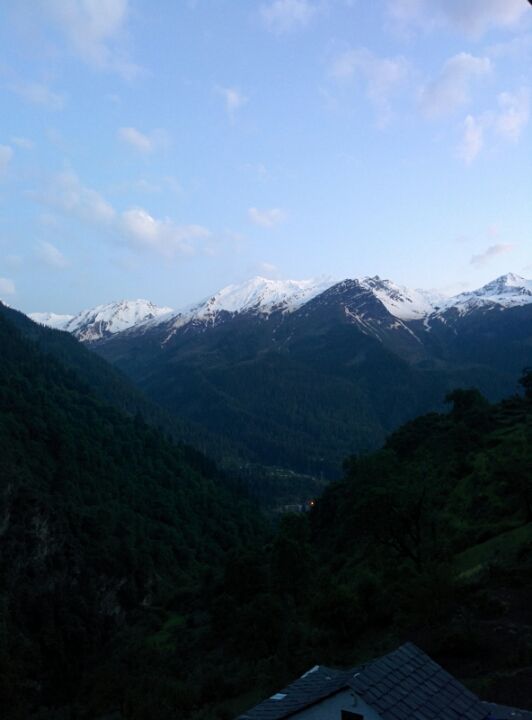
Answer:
483;703;532;720
236;664;351;720
348;643;490;720
236;643;532;720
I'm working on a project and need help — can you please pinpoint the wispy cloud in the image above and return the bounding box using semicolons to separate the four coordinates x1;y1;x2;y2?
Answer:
11;81;65;110
420;53;491;118
35;171;210;259
457;86;530;165
495;88;530;142
0;145;14;176
37;240;69;269
260;0;317;34
217;86;247;118
0;278;16;296
118;126;169;153
37;171;117;224
40;0;142;79
10;136;34;149
457;115;484;165
121;208;210;257
388;0;528;37
331;47;410;125
248;207;286;227
470;243;514;267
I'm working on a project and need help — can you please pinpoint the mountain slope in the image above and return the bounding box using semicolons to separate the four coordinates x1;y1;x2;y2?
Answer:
0;309;263;718
94;274;531;476
28;274;532;477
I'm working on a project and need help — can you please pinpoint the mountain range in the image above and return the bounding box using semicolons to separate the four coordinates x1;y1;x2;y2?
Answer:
29;272;532;477
30;272;532;340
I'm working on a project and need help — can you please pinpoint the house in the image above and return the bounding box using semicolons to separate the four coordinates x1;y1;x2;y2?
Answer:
236;642;532;720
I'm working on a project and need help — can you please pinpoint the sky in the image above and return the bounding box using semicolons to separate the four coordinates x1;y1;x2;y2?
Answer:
1;0;531;314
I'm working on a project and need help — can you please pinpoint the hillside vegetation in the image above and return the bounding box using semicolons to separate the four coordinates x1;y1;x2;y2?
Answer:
0;310;264;718
1;303;531;718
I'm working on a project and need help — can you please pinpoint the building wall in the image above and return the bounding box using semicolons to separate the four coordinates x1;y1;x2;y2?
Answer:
291;689;382;720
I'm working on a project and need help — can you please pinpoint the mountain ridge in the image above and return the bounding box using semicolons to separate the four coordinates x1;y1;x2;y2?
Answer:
29;273;531;344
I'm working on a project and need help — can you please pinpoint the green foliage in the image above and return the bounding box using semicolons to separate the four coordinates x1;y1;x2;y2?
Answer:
0;312;264;718
2;301;532;717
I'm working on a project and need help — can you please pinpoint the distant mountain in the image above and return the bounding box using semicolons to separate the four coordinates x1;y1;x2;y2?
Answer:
30;299;173;342
29;311;75;329
32;273;532;338
434;273;532;317
28;273;532;477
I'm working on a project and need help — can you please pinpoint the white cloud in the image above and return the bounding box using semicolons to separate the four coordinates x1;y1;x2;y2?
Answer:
121;208;210;256
388;0;528;37
257;261;279;277
457;114;484;165
0;145;14;176
36;171;209;258
41;0;141;79
0;278;16;296
420;53;491;118
37;241;69;269
12;81;65;110
437;0;527;36
248;207;286;228
217;87;247;117
118;127;152;153
495;88;530;142
456;87;530;164
10;136;34;149
470;243;514;267
39;171;117;224
118;127;169;153
260;0;317;33
331;48;409;125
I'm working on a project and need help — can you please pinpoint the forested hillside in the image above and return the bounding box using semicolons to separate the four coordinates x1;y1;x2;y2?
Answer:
0;310;264;718
218;375;532;716
1;303;531;718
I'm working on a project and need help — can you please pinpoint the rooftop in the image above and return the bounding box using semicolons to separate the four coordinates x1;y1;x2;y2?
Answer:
237;643;532;720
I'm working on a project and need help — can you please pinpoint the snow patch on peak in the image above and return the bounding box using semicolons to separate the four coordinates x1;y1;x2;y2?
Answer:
441;273;532;314
29;312;74;330
32;299;174;341
163;276;337;331
358;276;441;320
194;276;336;317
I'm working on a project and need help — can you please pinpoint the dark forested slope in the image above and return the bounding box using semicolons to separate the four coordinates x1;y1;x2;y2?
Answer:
0;310;263;718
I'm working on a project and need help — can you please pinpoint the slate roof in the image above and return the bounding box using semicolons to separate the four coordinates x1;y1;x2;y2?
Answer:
236;664;351;720
483;703;532;720
236;642;499;720
348;642;491;720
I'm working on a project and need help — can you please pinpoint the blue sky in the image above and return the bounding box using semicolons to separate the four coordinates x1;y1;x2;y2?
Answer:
1;0;531;314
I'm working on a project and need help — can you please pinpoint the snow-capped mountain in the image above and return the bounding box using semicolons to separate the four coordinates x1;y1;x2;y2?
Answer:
26;272;532;478
356;276;444;320
156;276;337;335
29;312;74;330
30;300;173;342
29;273;532;343
192;275;336;317
438;273;532;315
